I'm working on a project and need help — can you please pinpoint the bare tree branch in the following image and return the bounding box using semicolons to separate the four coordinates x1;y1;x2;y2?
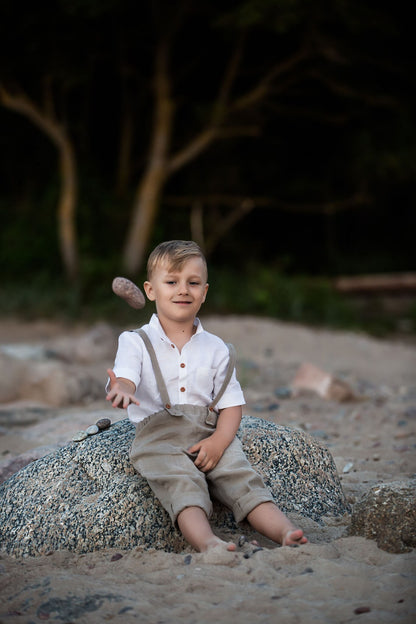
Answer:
166;127;219;175
211;30;246;123
231;44;311;112
0;85;64;147
309;69;399;109
0;84;79;280
166;34;247;176
190;200;204;248
164;190;371;216
204;198;255;255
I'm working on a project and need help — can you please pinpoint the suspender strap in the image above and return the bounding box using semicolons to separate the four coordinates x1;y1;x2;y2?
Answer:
134;328;236;412
135;328;171;408
208;343;236;410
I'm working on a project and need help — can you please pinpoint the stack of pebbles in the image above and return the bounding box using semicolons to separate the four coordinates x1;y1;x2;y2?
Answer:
72;418;111;442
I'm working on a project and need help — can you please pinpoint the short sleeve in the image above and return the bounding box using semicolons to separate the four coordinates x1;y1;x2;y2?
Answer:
112;331;144;388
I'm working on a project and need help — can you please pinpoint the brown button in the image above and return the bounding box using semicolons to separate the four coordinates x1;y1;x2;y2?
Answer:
180;387;186;392
180;363;185;368
171;344;175;349
165;403;171;409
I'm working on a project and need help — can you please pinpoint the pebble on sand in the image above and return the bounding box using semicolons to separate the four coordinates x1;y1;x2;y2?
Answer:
72;431;88;442
86;424;99;435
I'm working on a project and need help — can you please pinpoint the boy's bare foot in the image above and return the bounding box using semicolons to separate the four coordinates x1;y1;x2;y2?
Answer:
203;536;236;552
197;538;238;564
282;528;308;547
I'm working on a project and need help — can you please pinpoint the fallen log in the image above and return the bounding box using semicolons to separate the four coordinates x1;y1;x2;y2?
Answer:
334;272;416;294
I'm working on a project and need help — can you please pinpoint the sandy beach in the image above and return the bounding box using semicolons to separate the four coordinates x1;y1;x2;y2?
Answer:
0;315;415;623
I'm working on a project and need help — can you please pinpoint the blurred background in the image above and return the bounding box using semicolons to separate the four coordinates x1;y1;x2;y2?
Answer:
1;0;415;335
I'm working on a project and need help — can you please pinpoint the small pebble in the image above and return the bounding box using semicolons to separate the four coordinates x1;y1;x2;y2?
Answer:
252;547;263;554
394;444;410;452
343;462;354;473
184;554;192;565
301;567;314;574
274;387;292;399
111;553;123;561
72;431;88;442
354;606;371;614
243;546;264;558
268;403;280;411
96;418;111;430
86;424;99;436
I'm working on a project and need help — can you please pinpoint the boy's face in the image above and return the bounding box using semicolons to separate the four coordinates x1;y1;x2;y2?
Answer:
144;257;209;325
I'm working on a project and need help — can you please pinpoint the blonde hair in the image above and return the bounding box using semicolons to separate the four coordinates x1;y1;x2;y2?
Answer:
147;240;208;280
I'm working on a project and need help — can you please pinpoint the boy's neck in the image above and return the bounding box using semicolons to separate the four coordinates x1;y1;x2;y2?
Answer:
158;317;197;351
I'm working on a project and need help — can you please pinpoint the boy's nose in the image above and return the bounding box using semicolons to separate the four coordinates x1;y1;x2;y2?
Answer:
177;282;188;294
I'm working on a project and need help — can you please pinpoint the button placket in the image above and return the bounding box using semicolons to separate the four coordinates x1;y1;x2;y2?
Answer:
178;355;187;399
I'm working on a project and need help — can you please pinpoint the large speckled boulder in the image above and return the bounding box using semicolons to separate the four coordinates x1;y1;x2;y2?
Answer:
0;416;349;557
349;478;416;553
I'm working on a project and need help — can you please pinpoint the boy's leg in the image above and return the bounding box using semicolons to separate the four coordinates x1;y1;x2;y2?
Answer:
246;501;308;546
177;506;236;553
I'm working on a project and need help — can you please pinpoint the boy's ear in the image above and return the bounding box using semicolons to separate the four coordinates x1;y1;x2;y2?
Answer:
202;283;209;303
143;281;156;301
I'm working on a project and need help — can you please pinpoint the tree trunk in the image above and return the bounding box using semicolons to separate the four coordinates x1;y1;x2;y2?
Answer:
0;86;79;281
58;139;78;281
122;165;169;275
115;76;134;196
122;44;173;275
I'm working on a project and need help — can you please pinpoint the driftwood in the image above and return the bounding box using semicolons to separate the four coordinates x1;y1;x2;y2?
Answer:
334;272;416;294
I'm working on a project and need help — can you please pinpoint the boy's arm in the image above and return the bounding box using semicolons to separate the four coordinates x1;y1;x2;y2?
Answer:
188;405;242;473
106;369;140;409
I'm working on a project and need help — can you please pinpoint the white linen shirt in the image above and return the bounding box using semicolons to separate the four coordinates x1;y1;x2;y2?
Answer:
111;314;245;424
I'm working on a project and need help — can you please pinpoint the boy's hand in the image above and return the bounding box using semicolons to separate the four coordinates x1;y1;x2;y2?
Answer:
188;434;226;473
106;369;140;410
188;406;242;472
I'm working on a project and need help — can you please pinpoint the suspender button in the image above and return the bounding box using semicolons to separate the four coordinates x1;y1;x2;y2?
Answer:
165;403;171;409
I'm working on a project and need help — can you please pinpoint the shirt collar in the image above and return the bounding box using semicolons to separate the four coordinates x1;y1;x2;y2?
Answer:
149;313;204;342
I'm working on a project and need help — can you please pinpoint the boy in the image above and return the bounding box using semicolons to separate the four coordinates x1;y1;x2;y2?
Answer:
106;240;307;553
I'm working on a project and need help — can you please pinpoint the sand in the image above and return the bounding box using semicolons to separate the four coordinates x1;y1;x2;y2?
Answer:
0;315;415;623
